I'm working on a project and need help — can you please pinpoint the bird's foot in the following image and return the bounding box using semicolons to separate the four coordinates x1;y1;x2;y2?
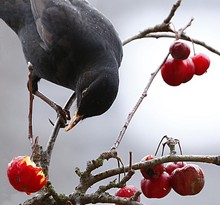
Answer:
54;104;71;128
34;90;71;128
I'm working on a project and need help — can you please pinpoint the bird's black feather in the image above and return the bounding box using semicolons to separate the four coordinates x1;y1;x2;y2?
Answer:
0;0;123;126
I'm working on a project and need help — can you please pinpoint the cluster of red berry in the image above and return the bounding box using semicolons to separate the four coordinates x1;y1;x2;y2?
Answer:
161;41;210;86
140;155;204;198
115;154;204;204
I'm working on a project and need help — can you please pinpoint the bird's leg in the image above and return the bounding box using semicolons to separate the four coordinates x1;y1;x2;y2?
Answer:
28;64;34;144
34;90;71;127
28;62;71;128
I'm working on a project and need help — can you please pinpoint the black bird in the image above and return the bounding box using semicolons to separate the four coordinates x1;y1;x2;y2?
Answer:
0;0;123;130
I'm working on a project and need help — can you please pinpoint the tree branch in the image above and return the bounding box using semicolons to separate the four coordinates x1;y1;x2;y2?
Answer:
22;152;220;205
91;154;220;184
123;0;181;45
143;33;220;56
111;52;170;150
70;192;143;205
42;93;76;176
122;0;220;57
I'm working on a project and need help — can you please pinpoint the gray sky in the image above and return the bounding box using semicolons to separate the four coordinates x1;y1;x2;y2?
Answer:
1;0;220;204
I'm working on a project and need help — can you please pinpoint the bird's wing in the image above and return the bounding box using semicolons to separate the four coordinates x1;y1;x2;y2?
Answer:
30;0;81;49
30;0;47;20
30;0;52;48
30;0;122;65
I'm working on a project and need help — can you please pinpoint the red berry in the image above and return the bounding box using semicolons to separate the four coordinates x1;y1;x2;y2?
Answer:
141;172;171;198
161;59;184;86
169;41;190;60
115;185;140;205
170;164;205;196
182;58;195;83
140;155;164;179
161;58;195;86
7;156;47;195
191;53;210;75
165;162;187;175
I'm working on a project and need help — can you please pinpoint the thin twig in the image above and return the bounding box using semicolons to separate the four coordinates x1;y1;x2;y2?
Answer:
122;0;220;57
111;52;170;150
111;0;183;150
42;92;76;175
122;0;181;45
142;33;220;56
28;62;34;144
176;17;194;39
154;135;168;156
95;170;135;194
75;151;119;193
46;92;76;154
163;0;182;24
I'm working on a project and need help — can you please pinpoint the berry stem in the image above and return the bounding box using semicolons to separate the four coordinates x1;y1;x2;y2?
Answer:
176;17;194;39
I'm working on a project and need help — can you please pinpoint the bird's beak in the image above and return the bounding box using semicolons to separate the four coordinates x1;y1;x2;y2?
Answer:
65;111;83;131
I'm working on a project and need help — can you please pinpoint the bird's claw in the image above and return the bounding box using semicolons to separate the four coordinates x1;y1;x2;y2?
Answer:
54;104;71;128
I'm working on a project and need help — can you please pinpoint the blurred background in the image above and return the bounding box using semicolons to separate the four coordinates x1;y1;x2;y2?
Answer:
1;0;220;204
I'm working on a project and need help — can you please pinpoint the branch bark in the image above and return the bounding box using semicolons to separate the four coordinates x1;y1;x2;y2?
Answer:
111;52;170;149
143;33;220;56
123;0;181;45
22;152;220;205
41;93;76;176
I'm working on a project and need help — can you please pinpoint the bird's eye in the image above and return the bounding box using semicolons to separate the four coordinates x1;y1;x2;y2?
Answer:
82;88;88;97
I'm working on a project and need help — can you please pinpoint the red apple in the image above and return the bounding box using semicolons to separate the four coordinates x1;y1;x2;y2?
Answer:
165;162;187;175
191;53;210;75
141;172;171;198
161;58;194;86
7;156;47;195
182;58;195;83
169;41;191;60
140;155;164;179
115;185;140;205
170;164;205;195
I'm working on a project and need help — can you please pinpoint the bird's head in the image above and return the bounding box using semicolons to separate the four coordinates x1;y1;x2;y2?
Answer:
65;68;119;131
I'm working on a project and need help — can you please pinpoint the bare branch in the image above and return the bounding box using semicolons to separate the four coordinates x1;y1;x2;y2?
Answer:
72;192;143;205
91;154;220;184
123;0;182;45
42;92;76;176
111;52;170;150
28;62;34;143
75;151;119;193
143;33;220;56
22;153;220;205
163;0;182;24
